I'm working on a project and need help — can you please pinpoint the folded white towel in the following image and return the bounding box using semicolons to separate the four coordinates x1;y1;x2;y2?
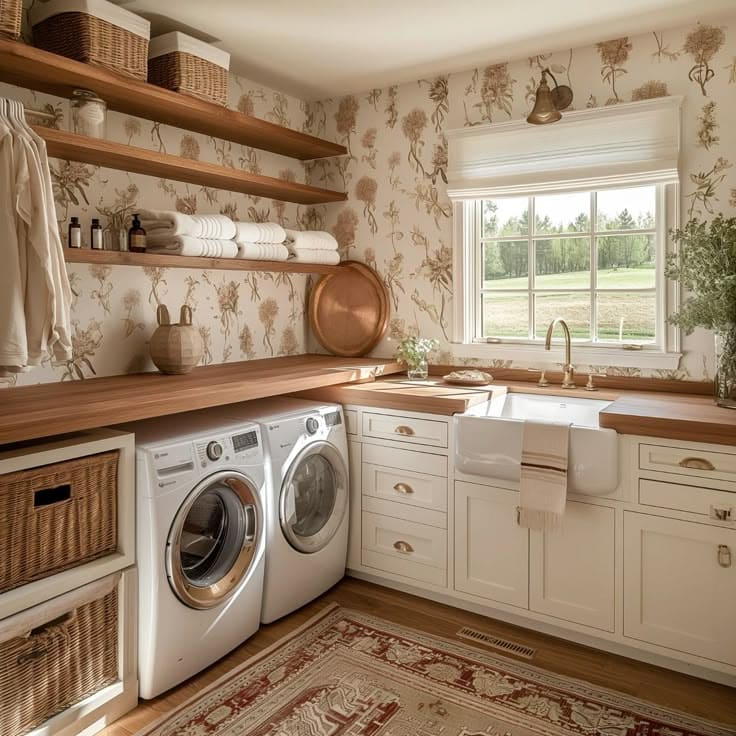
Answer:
284;228;338;251
146;235;238;258
140;209;237;240
236;242;289;261
233;221;286;244
518;419;570;530
288;249;340;265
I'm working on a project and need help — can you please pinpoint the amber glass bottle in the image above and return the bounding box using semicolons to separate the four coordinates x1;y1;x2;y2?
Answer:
128;214;147;253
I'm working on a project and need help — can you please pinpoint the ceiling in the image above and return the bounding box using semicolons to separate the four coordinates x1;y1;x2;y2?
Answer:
118;0;734;99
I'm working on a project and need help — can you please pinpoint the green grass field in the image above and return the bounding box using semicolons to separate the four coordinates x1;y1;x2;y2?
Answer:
483;268;656;341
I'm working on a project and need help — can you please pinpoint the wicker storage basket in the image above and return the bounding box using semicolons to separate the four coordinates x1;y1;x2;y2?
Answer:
0;450;118;594
0;0;22;40
30;0;150;80
0;576;119;736
148;32;230;106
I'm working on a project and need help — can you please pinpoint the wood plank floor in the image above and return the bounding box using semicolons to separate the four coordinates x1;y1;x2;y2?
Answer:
102;577;736;735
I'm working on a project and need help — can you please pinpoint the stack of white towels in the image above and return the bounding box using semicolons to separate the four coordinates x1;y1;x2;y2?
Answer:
140;210;340;265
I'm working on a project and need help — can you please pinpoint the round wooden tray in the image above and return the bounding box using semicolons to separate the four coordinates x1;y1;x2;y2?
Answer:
309;261;390;357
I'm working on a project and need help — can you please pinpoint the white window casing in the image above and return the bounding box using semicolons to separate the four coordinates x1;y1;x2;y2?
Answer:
448;97;683;370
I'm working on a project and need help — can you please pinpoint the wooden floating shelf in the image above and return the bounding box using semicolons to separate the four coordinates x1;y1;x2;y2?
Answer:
36;127;346;205
0;39;346;160
64;248;342;274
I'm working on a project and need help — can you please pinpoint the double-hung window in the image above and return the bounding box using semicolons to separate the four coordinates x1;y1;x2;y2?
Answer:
474;185;662;346
448;96;682;369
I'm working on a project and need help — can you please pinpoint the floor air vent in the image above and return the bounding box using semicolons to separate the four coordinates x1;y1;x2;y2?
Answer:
456;626;536;659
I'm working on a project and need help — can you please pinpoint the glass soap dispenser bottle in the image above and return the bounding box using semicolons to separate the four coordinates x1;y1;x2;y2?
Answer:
128;214;146;253
68;216;82;248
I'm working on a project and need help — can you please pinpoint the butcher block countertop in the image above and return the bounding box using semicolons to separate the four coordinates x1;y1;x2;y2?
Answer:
292;376;736;447
0;355;402;445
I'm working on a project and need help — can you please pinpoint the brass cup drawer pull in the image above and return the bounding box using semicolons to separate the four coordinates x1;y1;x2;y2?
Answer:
718;544;732;568
393;540;414;554
393;482;414;495
394;425;415;436
678;456;716;471
710;505;734;522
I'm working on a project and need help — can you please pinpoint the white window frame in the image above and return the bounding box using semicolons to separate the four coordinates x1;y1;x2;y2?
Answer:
452;183;681;370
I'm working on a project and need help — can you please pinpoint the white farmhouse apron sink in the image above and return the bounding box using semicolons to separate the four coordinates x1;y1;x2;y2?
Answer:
454;392;619;495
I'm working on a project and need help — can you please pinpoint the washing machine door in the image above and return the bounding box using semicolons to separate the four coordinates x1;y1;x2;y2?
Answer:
280;441;348;554
166;470;262;610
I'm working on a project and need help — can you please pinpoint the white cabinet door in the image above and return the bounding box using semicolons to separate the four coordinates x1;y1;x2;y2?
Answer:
529;501;615;631
624;512;736;666
347;439;362;569
454;481;528;608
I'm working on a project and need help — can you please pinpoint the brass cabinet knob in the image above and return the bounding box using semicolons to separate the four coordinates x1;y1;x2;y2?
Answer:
718;544;732;568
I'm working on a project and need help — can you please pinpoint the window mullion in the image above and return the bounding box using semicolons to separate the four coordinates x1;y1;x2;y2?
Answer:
591;191;597;343
528;196;535;340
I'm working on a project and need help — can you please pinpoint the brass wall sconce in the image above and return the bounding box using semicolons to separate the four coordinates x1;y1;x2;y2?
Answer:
527;68;574;125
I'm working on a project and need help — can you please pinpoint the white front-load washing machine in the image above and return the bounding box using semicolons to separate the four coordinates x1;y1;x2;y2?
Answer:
124;410;267;698
222;398;349;623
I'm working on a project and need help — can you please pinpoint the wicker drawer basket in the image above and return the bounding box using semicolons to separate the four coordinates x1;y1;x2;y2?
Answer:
30;0;150;80
0;450;118;594
0;0;22;40
148;32;230;106
0;575;119;736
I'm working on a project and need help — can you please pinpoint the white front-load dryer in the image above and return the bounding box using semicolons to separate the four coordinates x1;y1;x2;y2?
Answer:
124;410;267;698
222;398;349;623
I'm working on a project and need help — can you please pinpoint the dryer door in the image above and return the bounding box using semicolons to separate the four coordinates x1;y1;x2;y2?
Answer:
280;441;348;554
166;471;262;609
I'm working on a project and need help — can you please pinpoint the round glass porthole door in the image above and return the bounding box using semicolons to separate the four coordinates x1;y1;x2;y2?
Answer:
280;442;348;554
166;471;262;609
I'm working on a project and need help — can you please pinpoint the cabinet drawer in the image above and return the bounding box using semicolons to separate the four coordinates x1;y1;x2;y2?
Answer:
362;511;446;575
362;443;446;476
639;478;735;524
362;463;447;513
344;409;358;436
362;495;446;529
362;412;448;448
639;443;736;484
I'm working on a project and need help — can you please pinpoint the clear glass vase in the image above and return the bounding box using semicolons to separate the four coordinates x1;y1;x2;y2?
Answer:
714;328;736;409
407;358;428;380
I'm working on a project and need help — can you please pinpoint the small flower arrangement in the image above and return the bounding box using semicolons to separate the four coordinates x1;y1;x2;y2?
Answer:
396;336;438;380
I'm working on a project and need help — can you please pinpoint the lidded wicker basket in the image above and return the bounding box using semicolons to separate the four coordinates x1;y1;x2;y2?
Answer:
30;0;150;80
0;574;119;736
148;31;230;106
0;450;119;594
0;0;22;40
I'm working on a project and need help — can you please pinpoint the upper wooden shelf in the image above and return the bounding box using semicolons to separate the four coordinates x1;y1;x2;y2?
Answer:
36;126;346;205
64;247;341;274
0;39;346;160
0;355;404;445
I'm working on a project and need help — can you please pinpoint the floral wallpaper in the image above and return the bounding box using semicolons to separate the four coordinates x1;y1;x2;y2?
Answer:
2;15;735;389
1;63;323;387
307;15;736;381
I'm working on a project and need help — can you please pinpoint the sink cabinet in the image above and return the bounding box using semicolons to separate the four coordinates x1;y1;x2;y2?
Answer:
344;403;736;686
455;481;529;608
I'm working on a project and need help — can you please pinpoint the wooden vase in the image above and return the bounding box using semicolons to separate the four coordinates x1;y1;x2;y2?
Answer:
150;304;204;375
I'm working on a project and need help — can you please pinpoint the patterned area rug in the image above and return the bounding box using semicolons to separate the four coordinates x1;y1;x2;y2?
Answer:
137;604;732;736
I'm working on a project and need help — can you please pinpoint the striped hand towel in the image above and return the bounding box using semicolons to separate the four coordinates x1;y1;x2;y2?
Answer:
284;229;338;251
236;242;289;261
140;210;237;240
518;419;570;530
146;235;238;258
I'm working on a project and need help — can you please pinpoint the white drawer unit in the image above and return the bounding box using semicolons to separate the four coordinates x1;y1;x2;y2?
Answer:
362;442;447;476
623;512;736;666
639;478;735;524
362;463;447;514
362;411;448;448
361;511;447;586
639;443;736;485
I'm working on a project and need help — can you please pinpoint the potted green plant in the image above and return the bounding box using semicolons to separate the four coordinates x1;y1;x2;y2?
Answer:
666;214;736;408
396;336;438;380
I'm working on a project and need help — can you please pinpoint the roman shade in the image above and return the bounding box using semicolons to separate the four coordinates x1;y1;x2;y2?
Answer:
446;95;682;199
